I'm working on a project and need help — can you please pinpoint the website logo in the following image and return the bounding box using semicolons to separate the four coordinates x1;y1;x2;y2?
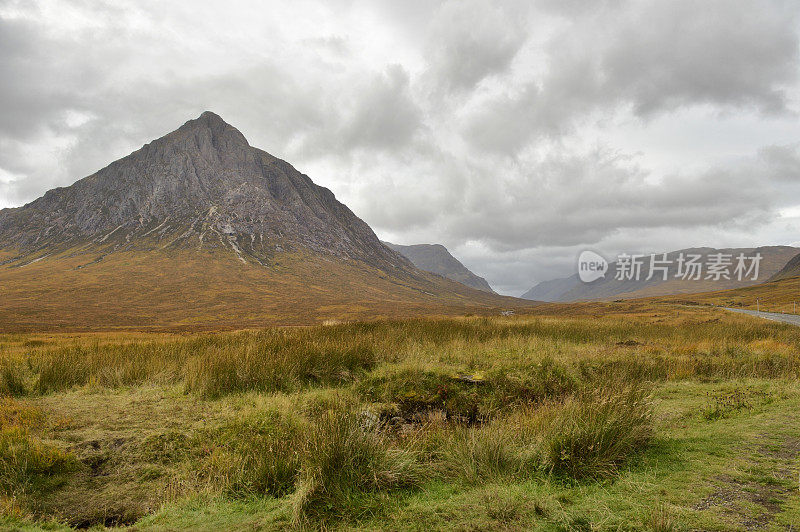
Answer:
578;250;608;283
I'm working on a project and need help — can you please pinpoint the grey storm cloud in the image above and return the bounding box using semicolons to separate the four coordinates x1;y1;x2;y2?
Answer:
2;0;800;294
595;0;800;116
424;0;528;94
758;143;800;181
464;0;800;153
436;147;780;251
297;64;424;155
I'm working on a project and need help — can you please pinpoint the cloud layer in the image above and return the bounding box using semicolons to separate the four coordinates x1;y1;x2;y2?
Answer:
2;0;800;294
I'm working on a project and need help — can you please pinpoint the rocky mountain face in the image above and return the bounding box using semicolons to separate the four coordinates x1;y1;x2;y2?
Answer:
384;242;495;293
522;246;799;302
0;112;521;331
0;111;409;271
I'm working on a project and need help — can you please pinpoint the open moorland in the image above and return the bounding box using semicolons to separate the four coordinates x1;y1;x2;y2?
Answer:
1;301;799;530
0;246;524;333
665;276;800;316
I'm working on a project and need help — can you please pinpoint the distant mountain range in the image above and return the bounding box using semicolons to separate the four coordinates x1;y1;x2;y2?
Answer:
383;242;494;293
0;112;521;331
521;246;799;302
662;248;800;313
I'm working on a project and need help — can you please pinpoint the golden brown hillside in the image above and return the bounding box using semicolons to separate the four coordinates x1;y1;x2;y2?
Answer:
0;113;531;332
0;243;526;332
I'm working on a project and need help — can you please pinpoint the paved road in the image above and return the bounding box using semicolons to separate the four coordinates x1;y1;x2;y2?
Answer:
724;307;800;327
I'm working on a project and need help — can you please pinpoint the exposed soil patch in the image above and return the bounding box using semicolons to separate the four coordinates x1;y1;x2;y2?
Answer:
693;434;800;529
25;389;220;529
615;340;643;347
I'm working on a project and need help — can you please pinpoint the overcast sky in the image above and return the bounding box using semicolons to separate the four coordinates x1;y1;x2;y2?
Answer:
2;0;800;295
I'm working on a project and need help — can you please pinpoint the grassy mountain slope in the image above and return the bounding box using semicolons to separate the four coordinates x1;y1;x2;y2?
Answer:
0;241;523;332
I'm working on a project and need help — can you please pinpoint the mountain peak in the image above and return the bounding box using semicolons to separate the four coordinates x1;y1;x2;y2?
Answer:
199;109;224;121
175;111;250;149
192;110;233;132
0;112;409;272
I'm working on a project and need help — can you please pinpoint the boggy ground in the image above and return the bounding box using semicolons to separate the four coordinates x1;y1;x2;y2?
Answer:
1;301;799;530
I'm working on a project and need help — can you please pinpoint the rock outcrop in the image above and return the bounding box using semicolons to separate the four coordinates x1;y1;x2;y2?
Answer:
0;111;409;271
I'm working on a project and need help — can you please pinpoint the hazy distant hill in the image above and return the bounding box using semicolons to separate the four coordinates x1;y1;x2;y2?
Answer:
0;112;520;331
520;276;577;302
384;242;495;293
522;246;799;302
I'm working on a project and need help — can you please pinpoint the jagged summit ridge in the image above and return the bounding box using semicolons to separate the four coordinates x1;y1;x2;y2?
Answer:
0;112;408;270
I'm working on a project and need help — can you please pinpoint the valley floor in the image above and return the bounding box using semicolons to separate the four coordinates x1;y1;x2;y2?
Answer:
1;302;799;530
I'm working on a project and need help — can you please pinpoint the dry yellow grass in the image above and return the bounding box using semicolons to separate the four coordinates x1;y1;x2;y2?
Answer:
1;301;799;529
659;275;800;313
0;245;529;333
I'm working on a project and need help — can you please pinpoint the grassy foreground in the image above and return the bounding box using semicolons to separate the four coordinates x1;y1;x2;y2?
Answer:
1;302;799;530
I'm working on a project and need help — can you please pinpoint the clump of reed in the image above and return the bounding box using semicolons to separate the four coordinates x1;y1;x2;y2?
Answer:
431;384;653;484
534;385;653;479
198;411;304;497
291;405;427;523
27;330;377;397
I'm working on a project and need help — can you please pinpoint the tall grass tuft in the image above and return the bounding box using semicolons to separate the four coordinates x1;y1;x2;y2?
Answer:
438;421;525;484
0;361;25;397
0;399;75;496
33;343;186;393
199;412;304;497
535;385;653;479
28;331;377;396
420;383;654;485
292;405;426;523
0;427;75;496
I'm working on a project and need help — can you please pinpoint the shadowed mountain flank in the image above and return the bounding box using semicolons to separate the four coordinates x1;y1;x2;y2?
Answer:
384;242;495;293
